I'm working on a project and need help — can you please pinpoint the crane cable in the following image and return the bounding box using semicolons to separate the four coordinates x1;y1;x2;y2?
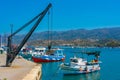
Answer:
47;7;53;51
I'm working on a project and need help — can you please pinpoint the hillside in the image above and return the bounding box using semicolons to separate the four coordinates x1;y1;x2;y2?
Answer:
6;27;120;47
29;27;120;40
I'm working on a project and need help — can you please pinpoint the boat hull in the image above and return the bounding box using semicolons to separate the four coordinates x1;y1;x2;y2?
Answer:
32;55;65;63
60;63;100;75
61;69;99;75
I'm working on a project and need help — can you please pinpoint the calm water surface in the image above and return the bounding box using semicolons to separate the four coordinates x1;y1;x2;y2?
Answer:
41;47;120;80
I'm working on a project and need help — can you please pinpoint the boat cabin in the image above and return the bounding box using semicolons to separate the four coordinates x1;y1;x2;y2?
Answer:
32;47;46;56
70;57;87;65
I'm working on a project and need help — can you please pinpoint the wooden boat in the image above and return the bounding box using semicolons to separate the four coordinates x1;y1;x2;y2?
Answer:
60;51;101;75
32;48;65;63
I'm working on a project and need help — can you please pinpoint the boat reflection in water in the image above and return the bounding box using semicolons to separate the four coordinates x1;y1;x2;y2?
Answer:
62;71;100;80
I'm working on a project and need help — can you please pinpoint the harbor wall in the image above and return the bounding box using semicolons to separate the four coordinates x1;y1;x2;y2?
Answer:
0;54;42;80
22;64;42;80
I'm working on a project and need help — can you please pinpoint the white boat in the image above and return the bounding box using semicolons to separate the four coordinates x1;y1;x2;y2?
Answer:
32;47;46;56
60;51;101;75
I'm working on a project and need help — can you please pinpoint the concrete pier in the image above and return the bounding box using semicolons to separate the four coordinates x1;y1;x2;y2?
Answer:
0;54;41;80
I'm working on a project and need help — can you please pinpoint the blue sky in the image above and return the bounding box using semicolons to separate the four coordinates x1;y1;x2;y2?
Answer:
0;0;120;34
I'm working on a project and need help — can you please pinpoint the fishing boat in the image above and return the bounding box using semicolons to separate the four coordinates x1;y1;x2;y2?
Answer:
60;51;101;75
32;48;65;63
31;6;66;62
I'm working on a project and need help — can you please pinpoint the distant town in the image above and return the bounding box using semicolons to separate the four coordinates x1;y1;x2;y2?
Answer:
27;39;120;48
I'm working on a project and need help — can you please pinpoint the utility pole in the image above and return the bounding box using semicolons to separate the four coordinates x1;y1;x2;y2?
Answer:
10;24;13;50
0;34;2;47
10;24;13;43
10;24;13;35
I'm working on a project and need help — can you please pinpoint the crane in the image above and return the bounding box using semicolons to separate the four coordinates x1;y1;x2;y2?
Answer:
6;3;52;67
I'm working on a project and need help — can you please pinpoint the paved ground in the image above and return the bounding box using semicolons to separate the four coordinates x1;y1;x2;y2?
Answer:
0;54;40;80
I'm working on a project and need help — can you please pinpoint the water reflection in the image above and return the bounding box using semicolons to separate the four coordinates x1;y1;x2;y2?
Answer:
41;62;62;80
62;71;100;80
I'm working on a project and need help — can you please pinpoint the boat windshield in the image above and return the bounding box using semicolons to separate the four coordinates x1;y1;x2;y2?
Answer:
54;49;63;56
70;59;78;63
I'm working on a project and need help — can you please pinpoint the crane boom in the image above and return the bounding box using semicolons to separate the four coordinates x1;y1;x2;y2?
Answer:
6;3;52;67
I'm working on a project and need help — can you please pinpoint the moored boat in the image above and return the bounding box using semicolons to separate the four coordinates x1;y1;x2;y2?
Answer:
60;51;101;75
32;48;65;63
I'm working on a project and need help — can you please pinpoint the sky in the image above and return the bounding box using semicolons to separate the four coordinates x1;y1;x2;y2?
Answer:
0;0;120;34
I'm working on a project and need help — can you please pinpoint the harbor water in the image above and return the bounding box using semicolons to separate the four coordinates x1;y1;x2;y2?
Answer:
40;47;120;80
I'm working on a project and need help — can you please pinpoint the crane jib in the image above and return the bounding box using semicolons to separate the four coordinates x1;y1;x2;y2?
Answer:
6;3;52;67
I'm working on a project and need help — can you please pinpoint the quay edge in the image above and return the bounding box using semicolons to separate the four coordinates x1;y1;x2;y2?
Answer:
0;54;41;80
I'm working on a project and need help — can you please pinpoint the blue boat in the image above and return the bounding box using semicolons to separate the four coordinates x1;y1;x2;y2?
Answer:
32;48;65;62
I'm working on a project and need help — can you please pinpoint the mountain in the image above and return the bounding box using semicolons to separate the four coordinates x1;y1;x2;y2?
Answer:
29;27;120;40
11;27;120;45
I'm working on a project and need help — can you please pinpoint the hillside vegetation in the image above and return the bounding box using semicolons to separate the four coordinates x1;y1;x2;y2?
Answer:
8;27;120;47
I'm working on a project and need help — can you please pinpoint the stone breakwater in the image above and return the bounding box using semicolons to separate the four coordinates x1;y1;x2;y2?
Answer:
22;65;41;80
0;54;41;80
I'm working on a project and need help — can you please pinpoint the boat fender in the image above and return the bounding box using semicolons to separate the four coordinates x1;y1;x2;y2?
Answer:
79;66;82;71
85;66;89;73
97;66;100;70
92;66;95;70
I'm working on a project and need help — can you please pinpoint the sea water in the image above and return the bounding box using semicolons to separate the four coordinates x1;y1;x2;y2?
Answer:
41;47;120;80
